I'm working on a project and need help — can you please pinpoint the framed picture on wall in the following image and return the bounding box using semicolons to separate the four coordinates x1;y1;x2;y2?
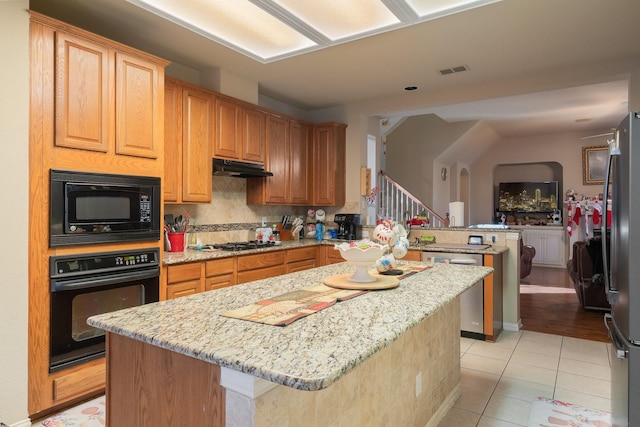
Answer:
582;145;608;185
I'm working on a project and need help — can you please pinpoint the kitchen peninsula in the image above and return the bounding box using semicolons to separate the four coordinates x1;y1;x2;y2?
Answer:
89;261;491;426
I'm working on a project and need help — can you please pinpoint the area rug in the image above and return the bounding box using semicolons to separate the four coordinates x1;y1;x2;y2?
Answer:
528;397;611;427
37;395;105;426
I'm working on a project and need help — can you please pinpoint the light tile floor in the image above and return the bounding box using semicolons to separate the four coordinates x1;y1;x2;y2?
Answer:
438;330;612;426
32;330;611;426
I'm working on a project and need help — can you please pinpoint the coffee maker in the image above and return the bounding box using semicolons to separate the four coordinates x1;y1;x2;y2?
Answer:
334;214;361;240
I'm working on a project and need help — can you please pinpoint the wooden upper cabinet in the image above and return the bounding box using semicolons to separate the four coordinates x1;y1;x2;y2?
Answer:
164;78;215;204
115;52;161;158
182;88;213;203
263;114;289;204
313;123;347;206
246;116;311;206
242;107;265;163
289;121;312;205
213;97;242;160
163;81;182;202
54;29;164;159
55;31;110;152
213;97;265;163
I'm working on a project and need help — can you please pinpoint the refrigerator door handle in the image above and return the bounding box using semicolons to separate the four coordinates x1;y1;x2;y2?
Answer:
605;313;628;359
602;139;620;304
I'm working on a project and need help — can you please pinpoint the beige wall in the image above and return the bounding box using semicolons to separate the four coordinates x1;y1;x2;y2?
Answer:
385;114;475;208
0;1;29;425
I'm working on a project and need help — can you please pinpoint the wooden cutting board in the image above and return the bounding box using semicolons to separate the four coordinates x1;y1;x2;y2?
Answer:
323;273;400;290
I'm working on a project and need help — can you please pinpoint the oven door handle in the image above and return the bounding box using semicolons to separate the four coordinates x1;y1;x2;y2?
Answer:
50;267;160;292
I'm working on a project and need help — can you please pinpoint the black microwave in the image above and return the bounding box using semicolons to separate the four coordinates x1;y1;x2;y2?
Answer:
50;170;161;247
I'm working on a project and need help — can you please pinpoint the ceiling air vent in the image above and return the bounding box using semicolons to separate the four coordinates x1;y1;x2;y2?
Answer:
439;65;469;75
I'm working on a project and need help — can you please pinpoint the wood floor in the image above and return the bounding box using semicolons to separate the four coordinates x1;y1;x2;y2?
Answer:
519;266;610;343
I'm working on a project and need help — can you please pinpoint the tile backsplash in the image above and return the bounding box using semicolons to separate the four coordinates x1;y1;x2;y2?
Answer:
164;175;360;243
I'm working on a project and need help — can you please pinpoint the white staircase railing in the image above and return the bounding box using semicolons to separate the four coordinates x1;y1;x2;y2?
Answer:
376;171;446;228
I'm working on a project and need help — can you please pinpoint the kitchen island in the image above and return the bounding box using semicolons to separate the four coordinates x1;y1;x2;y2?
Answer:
89;261;492;426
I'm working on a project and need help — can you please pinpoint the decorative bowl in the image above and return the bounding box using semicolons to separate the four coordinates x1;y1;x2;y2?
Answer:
335;240;388;282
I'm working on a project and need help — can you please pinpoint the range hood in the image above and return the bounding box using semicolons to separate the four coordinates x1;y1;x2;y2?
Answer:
212;158;273;178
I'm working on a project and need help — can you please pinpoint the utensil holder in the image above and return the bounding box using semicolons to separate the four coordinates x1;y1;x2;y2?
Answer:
167;232;185;252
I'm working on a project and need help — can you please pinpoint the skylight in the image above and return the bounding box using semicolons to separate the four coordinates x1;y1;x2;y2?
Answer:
127;0;500;63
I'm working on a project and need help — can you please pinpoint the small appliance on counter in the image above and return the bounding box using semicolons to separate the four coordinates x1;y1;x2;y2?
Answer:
334;214;361;240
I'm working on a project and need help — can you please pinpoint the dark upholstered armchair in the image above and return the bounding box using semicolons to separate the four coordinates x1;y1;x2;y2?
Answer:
520;239;536;279
566;239;610;311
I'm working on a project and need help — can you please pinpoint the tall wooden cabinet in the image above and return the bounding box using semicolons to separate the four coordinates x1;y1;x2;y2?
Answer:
29;13;168;417
313;122;346;206
182;89;213;202
164;78;214;203
163;81;182;201
241;106;265;163
289;120;312;205
263;114;290;204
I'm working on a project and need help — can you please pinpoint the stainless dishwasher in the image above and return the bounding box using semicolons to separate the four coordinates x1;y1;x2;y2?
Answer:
422;251;485;339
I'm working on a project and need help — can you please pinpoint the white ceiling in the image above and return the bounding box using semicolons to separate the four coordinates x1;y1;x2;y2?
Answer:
30;0;640;137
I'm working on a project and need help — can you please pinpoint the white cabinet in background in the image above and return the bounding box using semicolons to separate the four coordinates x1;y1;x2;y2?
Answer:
520;227;565;267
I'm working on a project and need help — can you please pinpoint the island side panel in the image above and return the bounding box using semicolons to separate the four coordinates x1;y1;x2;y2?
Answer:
106;333;225;426
252;297;461;427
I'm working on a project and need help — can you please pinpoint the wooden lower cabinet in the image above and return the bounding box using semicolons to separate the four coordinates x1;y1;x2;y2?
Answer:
205;258;236;291
403;249;423;262
286;246;318;273
237;251;286;284
165;258;237;299
322;245;346;265
165;244;395;299
164;245;331;300
166;262;204;299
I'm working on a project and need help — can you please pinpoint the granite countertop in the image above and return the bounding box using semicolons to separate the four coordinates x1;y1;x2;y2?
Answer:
164;239;508;265
410;242;508;254
163;239;321;265
88;262;492;391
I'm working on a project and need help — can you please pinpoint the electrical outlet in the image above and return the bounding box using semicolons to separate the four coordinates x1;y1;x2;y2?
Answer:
485;233;498;244
415;371;422;397
261;217;267;227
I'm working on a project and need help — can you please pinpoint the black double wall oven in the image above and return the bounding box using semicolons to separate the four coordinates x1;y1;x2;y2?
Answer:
48;170;161;372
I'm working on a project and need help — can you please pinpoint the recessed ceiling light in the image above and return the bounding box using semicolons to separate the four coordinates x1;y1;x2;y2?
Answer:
404;86;418;91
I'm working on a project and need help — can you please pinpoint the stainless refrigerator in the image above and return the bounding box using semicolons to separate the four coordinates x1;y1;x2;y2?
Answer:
603;112;640;427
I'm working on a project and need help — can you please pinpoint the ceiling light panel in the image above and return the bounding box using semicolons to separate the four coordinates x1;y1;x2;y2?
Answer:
129;0;316;60
270;0;401;41
403;0;501;19
128;0;502;63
